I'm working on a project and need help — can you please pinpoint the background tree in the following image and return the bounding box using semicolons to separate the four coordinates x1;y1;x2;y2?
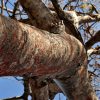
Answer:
0;0;99;100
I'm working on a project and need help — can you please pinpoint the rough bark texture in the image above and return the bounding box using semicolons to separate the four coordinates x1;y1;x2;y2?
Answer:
0;0;98;99
19;0;58;32
0;15;85;76
29;79;49;100
0;14;97;100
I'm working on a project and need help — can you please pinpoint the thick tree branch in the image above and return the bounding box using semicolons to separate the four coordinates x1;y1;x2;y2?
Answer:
18;0;58;32
0;12;98;99
85;31;100;49
49;9;100;25
0;0;98;99
51;0;84;43
0;15;85;77
20;0;100;29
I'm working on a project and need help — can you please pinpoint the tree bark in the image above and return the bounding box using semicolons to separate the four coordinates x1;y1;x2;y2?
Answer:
18;0;57;32
29;78;49;100
0;15;85;76
79;14;100;24
0;14;97;100
85;31;100;49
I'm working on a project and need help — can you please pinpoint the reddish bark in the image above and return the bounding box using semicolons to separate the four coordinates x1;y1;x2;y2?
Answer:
0;15;85;77
0;15;97;100
0;0;98;99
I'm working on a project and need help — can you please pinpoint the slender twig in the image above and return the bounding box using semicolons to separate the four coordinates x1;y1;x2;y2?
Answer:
85;31;100;49
63;1;72;10
3;96;23;100
11;1;19;18
1;0;4;15
0;6;13;13
5;0;11;16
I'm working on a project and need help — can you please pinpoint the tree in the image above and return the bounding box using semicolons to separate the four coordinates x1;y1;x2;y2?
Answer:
0;0;100;100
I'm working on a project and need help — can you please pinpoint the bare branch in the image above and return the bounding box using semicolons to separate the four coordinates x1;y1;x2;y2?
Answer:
0;5;14;13
18;0;57;32
51;0;83;43
85;31;100;49
88;71;99;78
3;96;23;100
79;14;100;24
49;9;100;25
22;77;30;99
11;1;19;18
1;0;4;14
87;46;100;57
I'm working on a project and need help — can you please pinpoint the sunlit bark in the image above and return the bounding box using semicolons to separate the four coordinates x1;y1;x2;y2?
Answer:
0;0;98;99
0;15;85;77
0;14;97;100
